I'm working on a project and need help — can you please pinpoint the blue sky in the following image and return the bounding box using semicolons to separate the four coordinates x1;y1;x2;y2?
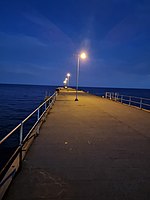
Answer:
0;0;150;88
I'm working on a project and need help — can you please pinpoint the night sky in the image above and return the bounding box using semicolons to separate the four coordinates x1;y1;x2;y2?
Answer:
0;0;150;88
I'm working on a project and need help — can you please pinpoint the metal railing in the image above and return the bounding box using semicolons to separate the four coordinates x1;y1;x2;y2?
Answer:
0;91;57;199
105;92;150;111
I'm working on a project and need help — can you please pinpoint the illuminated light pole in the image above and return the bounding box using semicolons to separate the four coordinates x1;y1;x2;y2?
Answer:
67;73;71;87
75;52;87;101
63;80;67;88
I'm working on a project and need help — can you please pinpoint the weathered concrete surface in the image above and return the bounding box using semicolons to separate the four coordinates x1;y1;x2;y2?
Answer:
4;90;150;200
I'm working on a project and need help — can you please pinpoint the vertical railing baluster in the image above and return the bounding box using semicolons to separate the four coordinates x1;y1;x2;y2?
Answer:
37;108;40;121
44;101;47;121
52;95;55;105
121;95;123;103
20;122;23;145
49;98;51;107
37;108;40;135
54;93;56;103
115;93;117;101
19;122;23;169
140;98;142;109
129;96;131;106
45;101;47;111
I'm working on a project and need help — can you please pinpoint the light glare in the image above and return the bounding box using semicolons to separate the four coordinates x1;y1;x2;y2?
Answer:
80;52;87;59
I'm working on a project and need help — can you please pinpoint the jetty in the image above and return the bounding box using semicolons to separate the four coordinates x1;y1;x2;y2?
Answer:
1;88;150;200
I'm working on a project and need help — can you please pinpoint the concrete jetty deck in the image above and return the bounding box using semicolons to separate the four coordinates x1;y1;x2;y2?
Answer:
4;89;150;200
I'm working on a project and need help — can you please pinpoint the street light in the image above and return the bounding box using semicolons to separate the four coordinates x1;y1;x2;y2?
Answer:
67;73;71;87
80;52;87;59
75;52;87;101
63;80;67;88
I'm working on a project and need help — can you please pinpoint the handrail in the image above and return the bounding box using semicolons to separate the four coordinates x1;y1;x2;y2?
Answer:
0;92;56;145
0;123;21;145
105;92;150;110
0;91;57;199
118;94;150;101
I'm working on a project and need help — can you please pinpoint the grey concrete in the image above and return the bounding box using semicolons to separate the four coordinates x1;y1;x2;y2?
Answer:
4;90;150;200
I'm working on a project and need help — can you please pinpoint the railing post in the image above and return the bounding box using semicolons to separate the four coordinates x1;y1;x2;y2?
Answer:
45;101;47;111
129;96;131;106
54;93;56;102
44;101;47;121
52;95;55;105
140;98;142;109
37;108;40;135
49;98;52;109
37;108;40;120
109;92;112;99
121;95;123;103
116;93;119;101
112;93;114;100
115;93;117;101
19;122;23;170
20;122;23;146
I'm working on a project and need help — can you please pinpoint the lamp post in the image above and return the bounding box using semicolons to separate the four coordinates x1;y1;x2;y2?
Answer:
67;73;71;87
75;52;87;101
63;80;67;88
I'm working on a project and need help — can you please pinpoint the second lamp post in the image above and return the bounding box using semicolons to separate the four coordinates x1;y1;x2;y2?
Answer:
75;52;87;101
67;73;71;87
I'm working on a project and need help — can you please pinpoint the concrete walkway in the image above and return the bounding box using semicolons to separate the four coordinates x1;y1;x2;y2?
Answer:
4;90;150;200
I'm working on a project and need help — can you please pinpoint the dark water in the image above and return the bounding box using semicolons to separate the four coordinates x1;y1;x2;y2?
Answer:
0;84;150;171
0;84;150;139
0;84;57;140
0;84;57;171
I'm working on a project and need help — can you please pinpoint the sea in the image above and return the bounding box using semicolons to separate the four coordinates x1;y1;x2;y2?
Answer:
0;83;150;139
0;83;150;170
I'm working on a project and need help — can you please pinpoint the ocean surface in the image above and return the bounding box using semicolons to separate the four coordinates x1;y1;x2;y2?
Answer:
0;84;150;139
0;84;150;170
0;84;57;140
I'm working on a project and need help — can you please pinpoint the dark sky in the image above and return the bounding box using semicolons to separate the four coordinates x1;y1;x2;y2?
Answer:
0;0;150;88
